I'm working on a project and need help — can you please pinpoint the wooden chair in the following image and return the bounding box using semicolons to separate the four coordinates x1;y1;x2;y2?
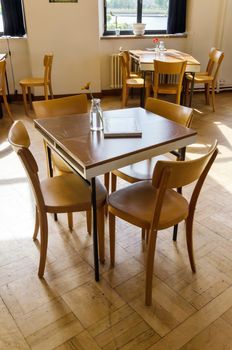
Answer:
121;50;140;79
0;60;13;122
108;142;218;305
33;94;88;230
20;54;54;116
111;98;193;190
185;48;224;111
153;59;187;105
120;51;151;108
8;121;107;277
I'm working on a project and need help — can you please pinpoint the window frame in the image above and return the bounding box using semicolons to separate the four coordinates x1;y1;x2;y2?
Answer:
103;0;167;36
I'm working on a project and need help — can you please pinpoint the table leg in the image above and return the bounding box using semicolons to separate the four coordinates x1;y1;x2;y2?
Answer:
91;177;100;281
47;145;57;221
181;73;187;106
141;71;146;108
173;146;186;241
189;73;195;107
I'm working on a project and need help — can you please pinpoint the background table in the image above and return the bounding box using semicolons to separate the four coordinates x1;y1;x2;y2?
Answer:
129;49;201;106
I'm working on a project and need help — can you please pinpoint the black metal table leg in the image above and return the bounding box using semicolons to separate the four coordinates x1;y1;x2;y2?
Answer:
141;71;146;107
47;145;57;221
91;177;99;281
173;146;186;241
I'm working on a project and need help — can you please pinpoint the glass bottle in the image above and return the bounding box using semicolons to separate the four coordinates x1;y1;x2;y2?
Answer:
90;98;104;131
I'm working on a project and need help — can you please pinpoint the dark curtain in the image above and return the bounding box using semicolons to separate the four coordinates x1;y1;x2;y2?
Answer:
1;0;25;36
167;0;187;34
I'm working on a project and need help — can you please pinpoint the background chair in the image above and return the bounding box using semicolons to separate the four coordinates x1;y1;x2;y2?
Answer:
153;59;187;105
121;50;140;79
8;121;107;277
33;94;88;230
108;142;218;305
185;47;224;111
0;60;13;122
20;54;54;116
120;51;151;108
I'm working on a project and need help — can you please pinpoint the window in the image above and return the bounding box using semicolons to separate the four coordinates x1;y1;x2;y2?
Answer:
0;0;26;37
0;3;3;34
104;0;169;35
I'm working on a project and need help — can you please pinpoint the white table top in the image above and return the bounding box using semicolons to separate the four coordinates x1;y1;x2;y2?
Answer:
130;49;201;73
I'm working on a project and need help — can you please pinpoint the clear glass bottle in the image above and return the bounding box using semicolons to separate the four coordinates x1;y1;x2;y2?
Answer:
90;98;104;131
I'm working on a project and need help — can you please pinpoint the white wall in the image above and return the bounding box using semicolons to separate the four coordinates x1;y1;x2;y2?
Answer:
1;0;231;95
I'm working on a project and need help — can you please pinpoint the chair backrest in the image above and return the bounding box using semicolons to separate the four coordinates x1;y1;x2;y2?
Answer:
153;59;187;104
145;97;193;127
0;59;6;93
150;141;218;229
43;54;53;84
8;121;45;210
207;48;224;81
33;94;88;118
120;51;131;80
152;142;218;188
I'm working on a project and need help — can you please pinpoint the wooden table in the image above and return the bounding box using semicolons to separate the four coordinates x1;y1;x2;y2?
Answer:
34;107;197;280
129;49;201;106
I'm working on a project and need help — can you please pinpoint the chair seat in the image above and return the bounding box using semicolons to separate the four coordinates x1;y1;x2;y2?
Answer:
113;155;170;182
108;180;189;230
185;73;214;83
20;77;47;86
157;84;180;94
126;77;145;87
41;174;107;213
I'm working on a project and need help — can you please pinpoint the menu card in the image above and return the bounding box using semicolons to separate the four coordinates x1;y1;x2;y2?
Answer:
104;117;142;138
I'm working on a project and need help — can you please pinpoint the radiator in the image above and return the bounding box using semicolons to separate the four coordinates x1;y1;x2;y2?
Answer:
110;54;122;89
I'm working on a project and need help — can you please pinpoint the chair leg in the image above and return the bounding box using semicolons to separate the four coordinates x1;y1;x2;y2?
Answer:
111;172;117;192
38;212;48;278
44;84;49;100
185;217;196;273
33;206;40;241
104;172;110;193
21;84;29;116
49;82;54;99
145;229;158;306
185;80;190;105
86;210;92;235
211;83;216;112
28;87;33;110
67;212;73;231
122;84;127;108
2;92;13;122
204;83;210;105
97;206;105;264
109;211;116;267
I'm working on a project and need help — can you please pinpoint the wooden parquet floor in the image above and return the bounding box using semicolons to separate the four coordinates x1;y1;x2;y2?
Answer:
1;93;232;349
